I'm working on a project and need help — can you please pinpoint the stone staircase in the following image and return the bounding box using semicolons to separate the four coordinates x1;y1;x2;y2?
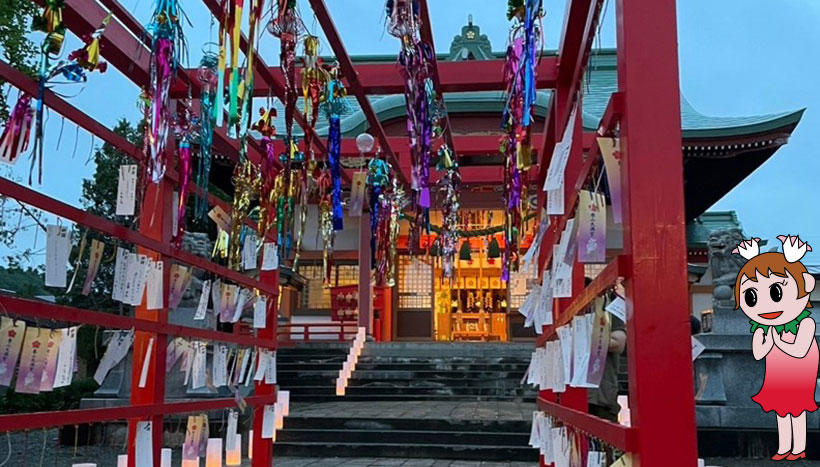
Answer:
275;342;538;462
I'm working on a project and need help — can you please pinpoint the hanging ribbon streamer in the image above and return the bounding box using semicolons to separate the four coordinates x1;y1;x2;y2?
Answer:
32;0;66;55
0;93;34;166
500;0;542;280
195;50;218;219
386;0;440;252
146;0;188;183
322;67;350;231
267;0;302;141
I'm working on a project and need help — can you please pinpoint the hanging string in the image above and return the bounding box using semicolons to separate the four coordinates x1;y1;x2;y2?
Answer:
55;116;65;150
71;124;79;159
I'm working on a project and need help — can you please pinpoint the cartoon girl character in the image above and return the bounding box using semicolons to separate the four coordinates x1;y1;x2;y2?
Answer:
733;235;818;461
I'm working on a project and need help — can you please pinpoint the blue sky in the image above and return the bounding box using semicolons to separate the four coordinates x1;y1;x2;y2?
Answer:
2;0;819;264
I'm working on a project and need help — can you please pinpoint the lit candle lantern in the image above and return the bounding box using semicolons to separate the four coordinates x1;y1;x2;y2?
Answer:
117;455;127;467
248;430;253;460
206;438;223;467
336;379;345;395
160;448;172;467
279;390;290;416
181;459;200;467
226;434;242;466
275;405;284;430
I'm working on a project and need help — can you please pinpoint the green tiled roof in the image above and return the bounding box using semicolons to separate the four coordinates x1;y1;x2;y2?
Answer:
254;49;803;141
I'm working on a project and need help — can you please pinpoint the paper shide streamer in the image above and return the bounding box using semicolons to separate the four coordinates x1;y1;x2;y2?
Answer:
173;102;196;247
500;0;543;280
146;0;188;183
366;155;405;285
0;93;34;166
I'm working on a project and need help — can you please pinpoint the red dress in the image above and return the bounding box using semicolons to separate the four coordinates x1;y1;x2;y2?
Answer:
752;322;819;417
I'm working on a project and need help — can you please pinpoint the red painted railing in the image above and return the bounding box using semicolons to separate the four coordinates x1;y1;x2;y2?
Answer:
278;322;360;343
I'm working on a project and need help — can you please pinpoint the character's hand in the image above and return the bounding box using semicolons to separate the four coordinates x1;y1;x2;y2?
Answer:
752;327;774;360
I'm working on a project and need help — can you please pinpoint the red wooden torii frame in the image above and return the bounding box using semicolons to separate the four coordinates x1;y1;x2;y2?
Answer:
0;0;697;465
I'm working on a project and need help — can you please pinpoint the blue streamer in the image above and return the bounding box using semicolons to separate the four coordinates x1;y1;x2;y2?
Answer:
369;184;382;269
522;0;539;127
328;116;344;231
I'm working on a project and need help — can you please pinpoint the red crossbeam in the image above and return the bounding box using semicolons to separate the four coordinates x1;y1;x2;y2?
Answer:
0;394;278;432
0;176;278;296
536;397;639;452
0;294;277;349
307;0;407;186
195;58;559;96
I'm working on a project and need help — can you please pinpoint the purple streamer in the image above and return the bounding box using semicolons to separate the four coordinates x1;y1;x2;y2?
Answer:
328;116;343;231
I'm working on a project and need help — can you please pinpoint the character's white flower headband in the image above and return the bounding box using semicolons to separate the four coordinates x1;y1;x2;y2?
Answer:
732;235;812;263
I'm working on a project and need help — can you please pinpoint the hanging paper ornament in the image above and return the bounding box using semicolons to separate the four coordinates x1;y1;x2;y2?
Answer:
317;168;334;285
32;0;66;55
488;237;501;259
254;107;279;240
321;65;350;232
228;160;261;269
384;0;420;38
267;0;303;141
0;93;34;166
366;156;390;268
173;102;196;247
195;50;218;219
301;35;326;159
30;13;112;184
500;0;542;280
436;145;460;279
146;0;188;183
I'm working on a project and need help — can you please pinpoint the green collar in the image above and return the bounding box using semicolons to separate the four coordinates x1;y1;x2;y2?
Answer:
750;309;812;335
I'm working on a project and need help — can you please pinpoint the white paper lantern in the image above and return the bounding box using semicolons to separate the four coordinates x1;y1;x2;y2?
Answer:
160;448;172;467
248;430;253;460
206;438;223;467
226;434;242;466
117;455;128;467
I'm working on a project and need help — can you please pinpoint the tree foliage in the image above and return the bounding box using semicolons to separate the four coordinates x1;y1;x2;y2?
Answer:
0;0;38;120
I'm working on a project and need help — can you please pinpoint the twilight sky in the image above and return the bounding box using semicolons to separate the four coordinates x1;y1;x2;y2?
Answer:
2;0;818;264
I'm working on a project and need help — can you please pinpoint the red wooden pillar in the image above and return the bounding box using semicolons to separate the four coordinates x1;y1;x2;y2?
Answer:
127;176;174;466
616;0;698;464
252;268;279;466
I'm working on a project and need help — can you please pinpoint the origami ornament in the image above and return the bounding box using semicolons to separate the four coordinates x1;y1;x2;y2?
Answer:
195;50;218;219
322;64;350;232
0;93;34;166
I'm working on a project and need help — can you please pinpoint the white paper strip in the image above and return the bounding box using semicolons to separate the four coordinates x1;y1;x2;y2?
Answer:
116;165;138;216
145;260;164;310
138;337;154;389
253;296;267;329
261;243;278;270
195;279;211;320
53;326;78;388
93;329;134;385
45;225;71;288
135;421;153;467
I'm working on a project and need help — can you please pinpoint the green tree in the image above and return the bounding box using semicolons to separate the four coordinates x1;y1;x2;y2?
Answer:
0;0;38;120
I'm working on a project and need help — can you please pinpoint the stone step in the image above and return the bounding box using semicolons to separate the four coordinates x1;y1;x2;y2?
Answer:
287;394;537;403
279;377;530;388
274;441;539;462
282;417;530;433
277;385;531;396
278;369;529;378
277;428;529;446
277;362;529;371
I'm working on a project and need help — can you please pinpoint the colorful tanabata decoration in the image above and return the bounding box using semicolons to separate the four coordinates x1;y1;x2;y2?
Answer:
321;64;349;232
254;107;279;241
500;0;543;280
0;93;34;166
30;13;111;183
228;160;261;269
385;0;444;251
367;155;405;285
267;0;303;141
173;101;196;246
436;145;461;280
146;0;188;183
317;168;334;285
301;35;326;159
195;50;218;219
